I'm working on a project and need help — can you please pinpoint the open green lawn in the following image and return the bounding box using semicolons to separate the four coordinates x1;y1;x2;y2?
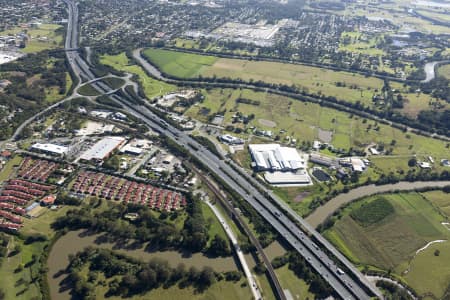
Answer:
78;83;101;96
324;192;450;298
94;271;252;300
100;53;177;99
143;48;218;78
100;77;125;89
275;265;314;300
143;48;384;106
0;155;23;182
200;201;228;246
421;190;450;217
403;241;450;298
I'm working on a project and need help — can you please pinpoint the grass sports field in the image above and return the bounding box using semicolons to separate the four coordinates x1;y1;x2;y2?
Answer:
143;48;447;115
324;191;450;298
100;53;177;98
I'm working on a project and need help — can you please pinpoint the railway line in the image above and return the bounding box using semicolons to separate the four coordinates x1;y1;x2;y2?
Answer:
60;1;382;298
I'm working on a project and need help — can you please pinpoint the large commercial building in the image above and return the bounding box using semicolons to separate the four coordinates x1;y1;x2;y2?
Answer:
249;144;312;186
80;136;126;162
249;144;306;171
31;143;69;157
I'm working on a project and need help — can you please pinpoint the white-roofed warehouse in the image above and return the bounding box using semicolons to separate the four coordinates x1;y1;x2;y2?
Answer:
31;143;69;156
80;136;126;162
249;144;306;171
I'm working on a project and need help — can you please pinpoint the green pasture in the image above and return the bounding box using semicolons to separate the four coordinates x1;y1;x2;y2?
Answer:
78;83;101;96
100;53;177;98
143;48;383;106
437;64;450;80
325;192;450;298
143;48;217;78
186;87;450;172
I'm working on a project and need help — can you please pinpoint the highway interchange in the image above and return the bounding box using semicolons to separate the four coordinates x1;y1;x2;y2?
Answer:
61;1;382;299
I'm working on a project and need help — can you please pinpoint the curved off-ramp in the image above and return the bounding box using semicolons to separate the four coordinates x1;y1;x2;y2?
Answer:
306;181;450;228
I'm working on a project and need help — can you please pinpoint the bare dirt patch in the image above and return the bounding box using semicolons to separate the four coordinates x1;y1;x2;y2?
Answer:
258;118;277;128
211;59;244;71
318;128;333;143
294;192;310;202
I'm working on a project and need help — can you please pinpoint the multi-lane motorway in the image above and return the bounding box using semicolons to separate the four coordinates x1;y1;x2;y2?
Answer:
61;1;381;299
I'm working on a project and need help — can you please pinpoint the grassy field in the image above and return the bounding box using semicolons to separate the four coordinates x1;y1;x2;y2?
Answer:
143;48;383;106
437;64;450;80
0;155;23;182
143;48;218;78
339;31;385;56
200;201;229;246
78;83;101;96
421;190;450;217
100;53;177;99
350;197;395;227
95;278;253;300
0;24;63;53
45;73;73;103
324;192;450;298
101;77;125;89
416;9;450;23
403;241;450;297
186;87;450;169
143;48;447;115
275;265;315;299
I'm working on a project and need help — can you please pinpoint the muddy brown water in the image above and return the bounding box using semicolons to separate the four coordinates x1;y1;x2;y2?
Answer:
47;230;238;300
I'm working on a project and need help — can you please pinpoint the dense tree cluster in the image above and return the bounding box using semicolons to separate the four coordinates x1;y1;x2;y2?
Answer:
182;194;209;252
52;195;219;254
0;51;70;139
66;248;223;298
271;252;335;298
376;280;413;300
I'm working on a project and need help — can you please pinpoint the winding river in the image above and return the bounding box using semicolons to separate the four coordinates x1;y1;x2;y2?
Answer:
422;61;439;83
305;181;450;228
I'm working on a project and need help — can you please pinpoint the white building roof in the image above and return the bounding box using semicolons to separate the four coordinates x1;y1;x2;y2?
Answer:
249;144;305;171
31;143;68;155
80;136;125;161
120;144;143;155
264;171;312;185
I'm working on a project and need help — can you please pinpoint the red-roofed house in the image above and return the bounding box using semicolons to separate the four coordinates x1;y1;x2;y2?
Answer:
41;195;56;206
